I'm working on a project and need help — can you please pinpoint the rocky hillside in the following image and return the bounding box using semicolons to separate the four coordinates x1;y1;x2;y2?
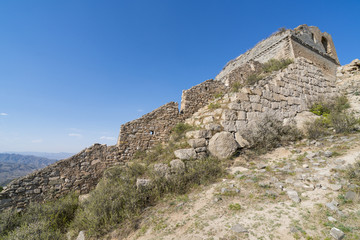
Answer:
0;154;56;186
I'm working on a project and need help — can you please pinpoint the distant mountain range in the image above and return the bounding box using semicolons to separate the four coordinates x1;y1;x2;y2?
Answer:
3;152;74;160
0;153;65;186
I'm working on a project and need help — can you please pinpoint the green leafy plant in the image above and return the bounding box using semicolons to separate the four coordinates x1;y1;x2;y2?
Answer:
262;59;293;73
208;102;221;110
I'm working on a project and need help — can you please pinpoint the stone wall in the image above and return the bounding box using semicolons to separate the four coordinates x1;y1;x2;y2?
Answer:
0;144;121;210
0;25;342;212
186;58;337;133
215;25;340;85
117;102;181;160
215;31;292;83
180;79;228;117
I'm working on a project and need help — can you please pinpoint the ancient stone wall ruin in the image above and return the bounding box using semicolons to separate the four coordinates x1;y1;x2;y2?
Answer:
215;25;340;85
0;144;120;210
117;102;181;160
180;79;228;118
0;25;342;212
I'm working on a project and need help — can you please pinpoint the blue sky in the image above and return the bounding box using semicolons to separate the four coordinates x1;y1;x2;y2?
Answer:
0;0;359;153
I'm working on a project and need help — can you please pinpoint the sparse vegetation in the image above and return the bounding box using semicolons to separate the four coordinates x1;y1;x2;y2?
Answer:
306;95;359;138
214;92;224;99
345;158;360;185
262;59;293;73
243;115;303;154
0;193;78;240
228;203;241;211
70;157;223;237
208;102;221;110
231;58;293;92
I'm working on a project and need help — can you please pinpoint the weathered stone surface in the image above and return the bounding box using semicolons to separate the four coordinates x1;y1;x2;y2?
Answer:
170;159;185;174
231;224;248;233
287;190;301;203
136;179;151;190
205;123;222;131
76;231;86;240
187;138;207;148
330;227;345;240
234;132;249;148
345;191;357;201
186;130;212;139
208;132;239;159
153;163;170;178
174;149;196;160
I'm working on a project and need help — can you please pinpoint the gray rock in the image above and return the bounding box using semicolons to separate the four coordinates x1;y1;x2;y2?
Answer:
174;148;196;160
345;191;357;201
136;178;151;190
287;190;301;203
330;184;342;191
153;163;170;178
76;231;85;240
187;138;207;148
330;227;345;240
170;159;185;174
185;130;212;139
328;216;337;222
231;224;248;233
208;132;239;159
326;202;338;212
195;147;207;153
324;151;333;158
234;132;250;148
205;123;222;131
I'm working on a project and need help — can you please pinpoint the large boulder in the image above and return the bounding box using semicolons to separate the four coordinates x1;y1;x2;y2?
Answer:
170;159;185;174
208;132;239;159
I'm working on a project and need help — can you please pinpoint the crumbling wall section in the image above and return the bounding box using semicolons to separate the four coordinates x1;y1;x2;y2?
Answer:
0;144;121;211
215;31;292;83
117;102;181;160
180;79;228;118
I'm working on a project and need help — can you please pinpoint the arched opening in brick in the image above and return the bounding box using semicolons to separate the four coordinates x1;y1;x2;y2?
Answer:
149;130;154;135
321;37;328;53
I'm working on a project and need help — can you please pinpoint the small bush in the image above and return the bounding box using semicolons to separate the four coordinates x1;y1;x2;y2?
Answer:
246;73;263;85
305;118;330;139
329;112;358;133
71;157;223;237
307;95;358;138
0;186;3;192
228;203;242;211
208;102;221;110
262;59;293;73
0;209;20;237
243;116;303;154
231;82;243;92
214;92;224;99
346;159;360;185
0;193;78;240
171;122;193;137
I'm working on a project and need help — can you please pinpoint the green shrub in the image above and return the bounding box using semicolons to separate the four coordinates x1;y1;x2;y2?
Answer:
262;59;293;73
246;73;264;85
307;95;358;138
171;122;193;137
4;221;62;240
71;157;223;237
0;186;3;192
329;112;358;133
346;159;360;185
214;92;224;99
231;82;243;92
0;209;20;237
243;116;303;154
305;118;330;139
0;193;78;240
208;102;221;110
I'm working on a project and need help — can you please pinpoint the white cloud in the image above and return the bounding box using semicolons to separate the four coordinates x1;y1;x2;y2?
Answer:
68;133;82;138
137;109;144;112
31;139;43;143
100;136;116;141
0;113;8;116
